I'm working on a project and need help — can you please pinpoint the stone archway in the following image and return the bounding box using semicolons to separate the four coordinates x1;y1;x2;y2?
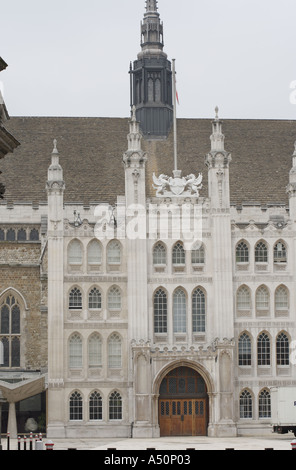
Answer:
153;361;214;437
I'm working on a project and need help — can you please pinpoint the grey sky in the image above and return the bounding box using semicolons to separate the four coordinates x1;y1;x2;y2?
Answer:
1;0;296;120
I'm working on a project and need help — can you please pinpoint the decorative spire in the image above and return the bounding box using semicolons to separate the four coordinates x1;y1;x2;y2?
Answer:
146;0;158;12
140;0;165;57
210;106;225;152
127;106;142;152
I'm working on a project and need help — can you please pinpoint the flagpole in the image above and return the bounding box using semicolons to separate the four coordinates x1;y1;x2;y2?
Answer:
172;59;178;172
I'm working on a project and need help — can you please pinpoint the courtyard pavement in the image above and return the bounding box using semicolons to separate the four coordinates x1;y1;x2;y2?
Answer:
3;434;295;451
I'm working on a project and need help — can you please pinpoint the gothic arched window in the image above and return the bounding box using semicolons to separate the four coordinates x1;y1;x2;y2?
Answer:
173;288;186;333
109;391;122;420
107;240;121;265
237;285;251;311
172;242;185;265
256;285;269;312
240;390;253;419
108;333;122;369
89;391;102;420
108;286;121;311
191;243;205;265
69;391;83;421
257;332;271;366
192;287;206;333
88;333;102;368
275;285;289;312
236;241;249;263
153;242;167;265
274;241;287;263
87;240;102;265
259;389;271;418
0;294;21;368
69;333;83;369
68;239;83;265
255;241;268;263
276;332;290;366
88;287;102;310
238;333;252;366
154;288;167;333
69;287;82;310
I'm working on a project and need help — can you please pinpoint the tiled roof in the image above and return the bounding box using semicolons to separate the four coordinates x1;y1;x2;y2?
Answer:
2;116;295;206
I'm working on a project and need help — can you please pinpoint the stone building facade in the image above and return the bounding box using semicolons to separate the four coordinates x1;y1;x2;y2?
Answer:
0;1;296;438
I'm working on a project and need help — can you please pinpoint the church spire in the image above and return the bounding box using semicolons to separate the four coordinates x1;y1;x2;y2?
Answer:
146;0;158;12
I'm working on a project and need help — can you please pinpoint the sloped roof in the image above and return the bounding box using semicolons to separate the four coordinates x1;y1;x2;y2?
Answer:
2;116;295;206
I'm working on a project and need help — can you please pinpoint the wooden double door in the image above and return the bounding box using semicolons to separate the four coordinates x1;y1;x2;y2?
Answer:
158;367;208;437
159;398;207;436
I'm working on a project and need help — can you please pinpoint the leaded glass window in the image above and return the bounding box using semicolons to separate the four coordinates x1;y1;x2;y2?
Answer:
275;285;289;311
69;287;82;310
69;391;83;421
108;286;121;311
173;288;186;333
69;333;83;369
172;242;185;265
108;334;122;369
274;241;287;263
0;294;21;368
255;241;268;263
257;332;270;366
88;287;102;310
240;390;253;419
107;240;121;265
192;288;206;333
238;333;252;366
17;229;26;241
191;243;205;265
109;391;122;420
153;243;167;265
88;333;102;367
237;285;251;310
30;229;39;241
236;241;249;263
89;391;102;420
256;286;269;311
259;389;271;418
154;289;167;333
276;332;290;366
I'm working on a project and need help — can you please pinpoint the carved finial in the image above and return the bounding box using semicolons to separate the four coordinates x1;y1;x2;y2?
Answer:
215;106;219;120
52;139;58;154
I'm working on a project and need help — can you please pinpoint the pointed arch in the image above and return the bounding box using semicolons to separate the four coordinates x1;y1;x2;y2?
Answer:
0;287;29;311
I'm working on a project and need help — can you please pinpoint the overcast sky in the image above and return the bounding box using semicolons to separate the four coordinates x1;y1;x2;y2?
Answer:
1;0;296;120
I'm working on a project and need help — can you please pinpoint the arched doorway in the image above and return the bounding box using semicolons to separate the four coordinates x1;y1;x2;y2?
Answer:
158;366;208;436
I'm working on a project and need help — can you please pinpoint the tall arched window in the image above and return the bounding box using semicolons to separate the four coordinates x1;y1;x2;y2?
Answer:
87;240;102;265
191;243;205;265
69;287;82;310
0;294;21;367
236;241;249;263
240;390;253;419
192;287;206;333
153;243;167;265
255;241;268;263
274;241;287;263
154;288;167;333
107;240;121;265
259;389;271;418
256;286;269;312
17;229;27;241
275;285;289;312
68;239;83;265
109;391;122;420
88;287;102;310
108;333;122;369
108;286;121;311
276;332;290;366
88;333;102;368
89;391;102;420
172;242;185;265
69;333;83;369
238;332;252;366
237;285;251;311
69;391;83;421
257;332;270;366
173;288;186;333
